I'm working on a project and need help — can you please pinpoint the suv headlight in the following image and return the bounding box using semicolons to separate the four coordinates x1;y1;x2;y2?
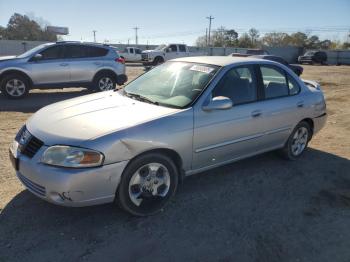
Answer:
41;146;104;168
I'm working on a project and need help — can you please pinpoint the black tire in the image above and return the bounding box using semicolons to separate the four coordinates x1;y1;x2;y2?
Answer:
0;74;30;99
92;73;116;92
152;56;164;66
280;121;312;160
117;153;179;216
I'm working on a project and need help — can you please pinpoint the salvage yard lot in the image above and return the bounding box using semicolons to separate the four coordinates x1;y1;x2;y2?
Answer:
0;65;350;261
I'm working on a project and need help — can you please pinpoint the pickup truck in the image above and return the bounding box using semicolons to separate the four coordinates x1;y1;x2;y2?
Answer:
119;47;142;62
141;44;203;66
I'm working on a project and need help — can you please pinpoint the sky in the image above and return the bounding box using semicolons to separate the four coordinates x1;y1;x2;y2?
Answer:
0;0;349;45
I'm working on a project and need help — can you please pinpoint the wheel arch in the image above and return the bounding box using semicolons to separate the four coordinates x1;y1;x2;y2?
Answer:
300;118;314;138
123;148;185;184
0;69;33;87
92;69;118;83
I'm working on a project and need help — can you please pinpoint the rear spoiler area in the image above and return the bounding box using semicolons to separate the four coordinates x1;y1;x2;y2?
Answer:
302;79;321;90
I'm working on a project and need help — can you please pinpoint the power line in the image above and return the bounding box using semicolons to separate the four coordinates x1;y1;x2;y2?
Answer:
206;15;214;47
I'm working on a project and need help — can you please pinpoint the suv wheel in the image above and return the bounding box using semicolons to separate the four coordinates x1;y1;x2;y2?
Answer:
94;74;116;92
0;74;29;99
153;56;164;66
117;153;179;216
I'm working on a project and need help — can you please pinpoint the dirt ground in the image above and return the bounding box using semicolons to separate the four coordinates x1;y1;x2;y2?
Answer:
0;65;350;262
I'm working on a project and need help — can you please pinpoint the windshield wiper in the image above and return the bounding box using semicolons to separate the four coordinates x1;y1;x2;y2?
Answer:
124;90;159;105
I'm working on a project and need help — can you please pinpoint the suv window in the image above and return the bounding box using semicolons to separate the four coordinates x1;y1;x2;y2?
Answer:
129;48;134;54
168;45;177;52
261;66;289;99
179;45;186;52
135;48;142;54
64;45;108;58
213;66;257;105
88;46;108;57
39;46;64;60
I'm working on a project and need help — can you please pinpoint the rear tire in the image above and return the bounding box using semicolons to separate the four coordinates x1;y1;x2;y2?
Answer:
117;153;179;216
93;73;116;92
0;74;29;99
280;121;311;160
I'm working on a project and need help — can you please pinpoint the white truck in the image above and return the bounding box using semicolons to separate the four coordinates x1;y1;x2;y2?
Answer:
119;47;142;62
141;44;205;66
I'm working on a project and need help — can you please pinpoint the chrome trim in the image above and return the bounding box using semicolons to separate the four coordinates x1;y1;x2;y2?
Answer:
195;133;264;153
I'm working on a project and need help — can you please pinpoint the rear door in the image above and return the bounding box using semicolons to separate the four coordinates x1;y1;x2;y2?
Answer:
29;45;70;85
65;45;108;83
257;64;304;149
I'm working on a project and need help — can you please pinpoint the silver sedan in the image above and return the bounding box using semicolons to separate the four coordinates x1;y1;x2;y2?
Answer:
9;56;327;216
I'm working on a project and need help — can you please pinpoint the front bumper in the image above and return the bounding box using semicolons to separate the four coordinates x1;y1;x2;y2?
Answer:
13;146;129;207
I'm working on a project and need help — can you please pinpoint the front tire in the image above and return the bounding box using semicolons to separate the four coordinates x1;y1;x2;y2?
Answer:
0;74;29;99
117;153;179;216
281;121;311;160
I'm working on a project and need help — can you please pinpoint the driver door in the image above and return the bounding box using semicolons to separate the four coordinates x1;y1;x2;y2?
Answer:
165;44;179;60
28;45;70;85
192;65;266;170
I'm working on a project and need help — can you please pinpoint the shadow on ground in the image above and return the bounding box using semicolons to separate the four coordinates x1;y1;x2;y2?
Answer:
0;89;90;113
1;149;350;262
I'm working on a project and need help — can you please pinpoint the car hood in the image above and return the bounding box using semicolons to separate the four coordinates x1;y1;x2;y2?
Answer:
0;56;18;62
27;91;181;145
142;50;162;54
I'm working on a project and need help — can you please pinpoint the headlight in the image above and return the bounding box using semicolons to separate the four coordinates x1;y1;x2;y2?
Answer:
41;146;104;168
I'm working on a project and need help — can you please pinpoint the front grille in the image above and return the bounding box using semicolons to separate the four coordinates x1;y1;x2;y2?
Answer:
16;126;44;158
18;173;46;197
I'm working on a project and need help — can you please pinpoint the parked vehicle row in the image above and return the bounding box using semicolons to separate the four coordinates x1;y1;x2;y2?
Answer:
10;56;327;216
141;43;206;66
0;41;127;99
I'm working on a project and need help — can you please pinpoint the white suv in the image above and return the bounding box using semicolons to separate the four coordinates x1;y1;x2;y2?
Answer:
0;41;127;99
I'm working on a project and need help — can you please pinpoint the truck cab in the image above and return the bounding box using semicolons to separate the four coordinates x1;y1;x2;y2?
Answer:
119;47;142;62
141;44;190;66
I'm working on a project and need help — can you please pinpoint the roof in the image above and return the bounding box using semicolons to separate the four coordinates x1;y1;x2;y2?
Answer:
172;56;265;66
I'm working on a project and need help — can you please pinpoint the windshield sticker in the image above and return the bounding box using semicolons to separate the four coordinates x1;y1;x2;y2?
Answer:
190;65;214;74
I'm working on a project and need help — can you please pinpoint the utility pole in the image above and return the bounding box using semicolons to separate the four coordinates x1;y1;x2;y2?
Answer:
93;30;97;42
205;28;208;46
206;15;214;47
133;26;139;45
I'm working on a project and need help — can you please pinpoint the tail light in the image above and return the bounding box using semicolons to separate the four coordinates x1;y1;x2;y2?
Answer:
115;57;125;64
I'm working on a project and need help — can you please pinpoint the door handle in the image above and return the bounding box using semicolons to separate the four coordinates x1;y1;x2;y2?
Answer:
251;110;262;118
297;101;304;108
60;63;69;66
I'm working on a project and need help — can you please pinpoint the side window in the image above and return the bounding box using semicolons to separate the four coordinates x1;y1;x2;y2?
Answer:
39;46;64;60
135;48;142;54
179;45;186;52
168;45;177;52
64;45;85;58
287;75;300;95
87;46;108;57
212;66;257;105
130;48;134;54
261;66;288;99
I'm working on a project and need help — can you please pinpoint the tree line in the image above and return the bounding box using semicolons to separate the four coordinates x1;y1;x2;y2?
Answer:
196;27;350;50
0;13;57;41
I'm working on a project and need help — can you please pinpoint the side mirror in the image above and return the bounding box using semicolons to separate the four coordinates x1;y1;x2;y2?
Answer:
202;96;233;111
31;53;42;61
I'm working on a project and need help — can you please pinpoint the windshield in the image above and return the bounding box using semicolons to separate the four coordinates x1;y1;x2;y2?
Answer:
124;62;219;108
304;51;316;56
16;43;52;58
155;44;166;50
